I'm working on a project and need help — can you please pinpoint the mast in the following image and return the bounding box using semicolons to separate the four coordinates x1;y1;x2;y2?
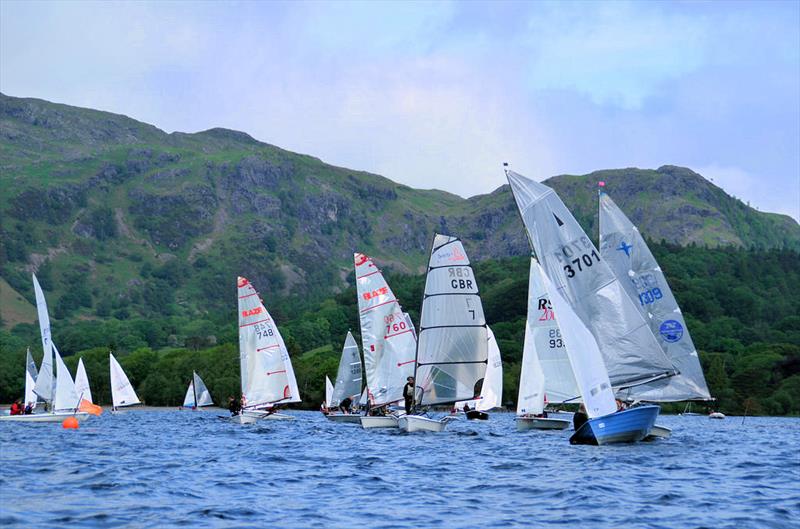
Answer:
192;371;198;407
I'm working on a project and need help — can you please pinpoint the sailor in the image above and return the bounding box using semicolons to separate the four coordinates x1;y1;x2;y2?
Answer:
403;376;415;414
227;396;242;416
24;402;33;414
339;397;352;414
9;399;23;416
573;404;589;431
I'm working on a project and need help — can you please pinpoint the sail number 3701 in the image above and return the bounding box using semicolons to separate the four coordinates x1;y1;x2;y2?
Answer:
563;249;601;278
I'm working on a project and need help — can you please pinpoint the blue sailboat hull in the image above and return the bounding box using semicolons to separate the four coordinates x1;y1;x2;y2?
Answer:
569;405;660;445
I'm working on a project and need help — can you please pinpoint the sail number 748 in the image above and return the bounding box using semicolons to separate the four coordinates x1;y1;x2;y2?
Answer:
563;250;601;278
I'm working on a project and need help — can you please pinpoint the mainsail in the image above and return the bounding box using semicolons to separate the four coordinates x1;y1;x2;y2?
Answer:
184;371;213;407
325;376;334;407
414;234;489;405
109;353;141;408
53;345;80;412
456;327;503;411
355;253;417;406
505;169;676;390
32;273;54;402
74;357;93;404
330;331;362;406
24;348;38;407
237;276;299;408
599;191;712;401
517;259;579;416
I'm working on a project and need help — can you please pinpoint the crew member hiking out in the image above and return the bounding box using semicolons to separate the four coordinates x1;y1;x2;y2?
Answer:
403;376;415;414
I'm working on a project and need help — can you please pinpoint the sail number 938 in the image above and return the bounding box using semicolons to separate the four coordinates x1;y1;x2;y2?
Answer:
563;250;600;278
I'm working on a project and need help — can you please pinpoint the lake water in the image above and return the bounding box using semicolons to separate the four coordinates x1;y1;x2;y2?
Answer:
0;410;798;528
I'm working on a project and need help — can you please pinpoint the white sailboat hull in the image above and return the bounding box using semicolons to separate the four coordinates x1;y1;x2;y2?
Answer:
516;416;571;431
0;412;90;423
645;424;672;440
360;415;399;429
325;413;362;424
709;412;726;419
398;415;454;433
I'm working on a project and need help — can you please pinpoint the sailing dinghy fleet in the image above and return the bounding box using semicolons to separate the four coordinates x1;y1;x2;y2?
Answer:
4;164;721;443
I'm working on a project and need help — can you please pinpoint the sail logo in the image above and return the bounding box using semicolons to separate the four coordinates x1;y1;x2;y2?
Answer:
437;246;466;262
362;286;388;300
354;253;368;266
659;320;684;342
242;307;262;317
617;241;633;257
537;298;554;320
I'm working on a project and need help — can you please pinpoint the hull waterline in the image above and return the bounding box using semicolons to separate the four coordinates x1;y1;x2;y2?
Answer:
516;416;571;431
0;412;90;423
397;415;454;433
325;413;362;424
360;415;399;429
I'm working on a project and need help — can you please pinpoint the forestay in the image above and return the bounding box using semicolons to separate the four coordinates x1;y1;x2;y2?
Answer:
24;348;38;407
540;264;617;418
517;259;579;416
415;234;488;406
74;358;93;404
457;328;503;411
32;273;54;402
505;170;675;390
53;345;80;412
599;192;712;401
110;353;141;408
355;253;416;406
331;331;362;406
237;277;299;408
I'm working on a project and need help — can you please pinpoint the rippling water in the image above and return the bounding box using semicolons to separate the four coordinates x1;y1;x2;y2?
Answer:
1;411;798;528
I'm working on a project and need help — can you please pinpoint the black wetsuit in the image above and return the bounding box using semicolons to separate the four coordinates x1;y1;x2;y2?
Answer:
573;410;589;431
403;383;415;414
228;399;242;416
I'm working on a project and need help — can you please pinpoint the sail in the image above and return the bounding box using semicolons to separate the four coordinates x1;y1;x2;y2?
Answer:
330;331;363;406
518;259;580;416
183;381;196;407
32;273;54;402
457;327;503;411
193;372;214;407
53;345;80;412
415;234;489;406
355;253;417;406
109;353;140;408
325;376;334;407
540;264;617;418
275;328;301;404
599;191;712;401
359;387;368;406
404;313;417;341
505;169;676;389
237;277;296;408
25;348;38;407
74;357;93;404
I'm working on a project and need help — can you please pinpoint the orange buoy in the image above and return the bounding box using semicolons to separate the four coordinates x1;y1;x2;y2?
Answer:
62;416;79;429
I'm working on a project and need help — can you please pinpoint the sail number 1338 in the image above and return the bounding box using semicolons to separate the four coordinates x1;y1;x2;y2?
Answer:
563;250;600;278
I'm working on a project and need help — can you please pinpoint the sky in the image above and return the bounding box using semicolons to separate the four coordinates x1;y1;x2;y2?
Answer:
1;1;798;220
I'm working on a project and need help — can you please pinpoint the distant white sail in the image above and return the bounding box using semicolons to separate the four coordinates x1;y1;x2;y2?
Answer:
110;352;140;409
540;264;617;418
517;259;580;416
355;253;417;406
32;273;54;402
415;234;488;405
331;331;363;406
599;191;712;402
457;328;503;411
237;277;298;408
183;381;195;408
74;357;92;404
505;169;676;390
24;348;38;407
325;376;334;407
53;345;80;412
193;372;213;407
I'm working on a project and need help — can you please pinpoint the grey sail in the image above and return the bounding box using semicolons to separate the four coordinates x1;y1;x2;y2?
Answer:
505;169;676;390
415;234;489;405
330;331;363;406
599;191;712;401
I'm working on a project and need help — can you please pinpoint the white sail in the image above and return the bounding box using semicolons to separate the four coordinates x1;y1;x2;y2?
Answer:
404;313;417;341
109;353;140;408
325;376;334;407
517;259;580;416
53;345;80;412
25;348;38;407
415;234;489;405
457;327;503;411
74;357;92;404
32;273;54;402
193;372;213;407
540;264;617;418
331;331;363;406
505;169;676;390
183;381;196;407
359;387;368;406
275;328;301;404
237;277;297;408
355;253;417;406
599;191;712;402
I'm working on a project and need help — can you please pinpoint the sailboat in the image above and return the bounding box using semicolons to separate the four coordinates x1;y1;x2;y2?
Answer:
354;253;418;429
2;274;89;422
182;371;214;409
599;189;714;432
456;327;503;420
505;168;671;444
325;331;364;424
74;358;92;404
398;234;489;433
234;276;300;424
516;258;577;431
110;352;141;413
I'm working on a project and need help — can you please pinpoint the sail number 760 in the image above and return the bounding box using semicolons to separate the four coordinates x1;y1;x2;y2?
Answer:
563;250;600;278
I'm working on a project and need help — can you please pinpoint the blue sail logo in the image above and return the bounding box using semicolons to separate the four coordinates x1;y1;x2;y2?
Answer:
659;320;684;343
